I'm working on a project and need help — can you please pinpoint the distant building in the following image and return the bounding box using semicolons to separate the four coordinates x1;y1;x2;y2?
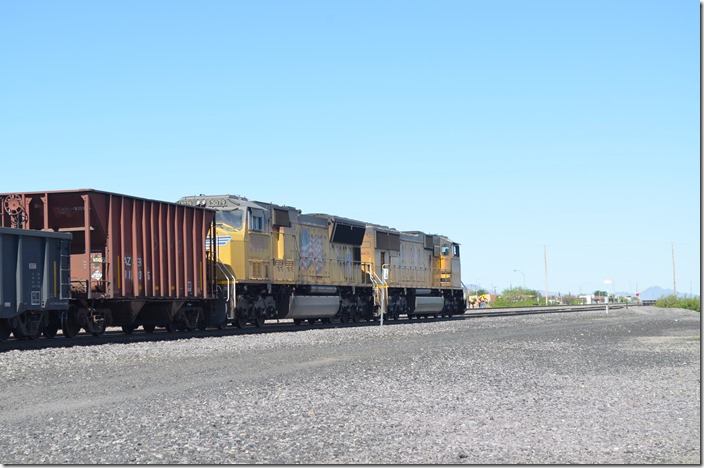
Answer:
579;294;593;305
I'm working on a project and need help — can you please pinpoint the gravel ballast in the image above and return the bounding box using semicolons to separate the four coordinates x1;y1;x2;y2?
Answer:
0;306;700;464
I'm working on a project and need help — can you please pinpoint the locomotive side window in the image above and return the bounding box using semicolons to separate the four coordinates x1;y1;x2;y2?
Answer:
453;244;460;257
248;209;266;232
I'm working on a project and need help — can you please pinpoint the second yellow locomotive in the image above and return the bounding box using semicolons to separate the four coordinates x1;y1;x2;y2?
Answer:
178;194;464;326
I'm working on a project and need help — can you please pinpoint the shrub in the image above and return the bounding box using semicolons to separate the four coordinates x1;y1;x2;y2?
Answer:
654;295;701;312
492;287;541;308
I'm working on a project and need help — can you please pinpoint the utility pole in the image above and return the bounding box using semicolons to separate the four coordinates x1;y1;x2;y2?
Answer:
544;244;548;306
672;242;677;299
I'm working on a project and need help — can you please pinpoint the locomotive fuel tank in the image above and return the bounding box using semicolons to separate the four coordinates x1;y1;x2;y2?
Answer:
286;295;341;319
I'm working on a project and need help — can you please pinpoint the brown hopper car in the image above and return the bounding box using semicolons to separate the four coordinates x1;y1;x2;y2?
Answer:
0;189;220;337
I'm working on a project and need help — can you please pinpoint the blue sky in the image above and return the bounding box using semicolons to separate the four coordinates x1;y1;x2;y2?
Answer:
1;0;700;297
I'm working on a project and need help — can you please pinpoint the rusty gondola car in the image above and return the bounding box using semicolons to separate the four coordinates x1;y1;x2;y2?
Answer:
0;189;220;338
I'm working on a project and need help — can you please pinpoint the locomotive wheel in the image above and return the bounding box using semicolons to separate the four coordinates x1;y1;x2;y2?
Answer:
0;320;11;342
143;324;156;334
122;325;135;334
340;311;349;323
61;312;81;339
254;317;265;328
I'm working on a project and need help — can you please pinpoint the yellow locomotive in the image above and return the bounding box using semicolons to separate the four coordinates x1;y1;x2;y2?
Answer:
178;194;464;326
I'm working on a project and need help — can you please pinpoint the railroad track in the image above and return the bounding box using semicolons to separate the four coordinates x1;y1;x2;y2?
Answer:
463;303;627;318
0;303;631;353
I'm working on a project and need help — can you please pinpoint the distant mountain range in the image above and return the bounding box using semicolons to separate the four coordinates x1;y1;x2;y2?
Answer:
637;286;697;300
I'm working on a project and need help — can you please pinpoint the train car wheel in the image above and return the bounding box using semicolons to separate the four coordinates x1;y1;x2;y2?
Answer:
340;311;349;323
235;315;247;329
44;323;59;339
165;321;179;333
13;330;33;340
89;321;107;337
352;311;362;322
61;311;81;339
143;324;156;334
254;317;265;328
13;312;41;340
293;319;302;325
0;320;11;342
122;325;135;334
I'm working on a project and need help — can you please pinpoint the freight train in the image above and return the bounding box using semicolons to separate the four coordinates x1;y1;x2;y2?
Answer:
0;189;464;341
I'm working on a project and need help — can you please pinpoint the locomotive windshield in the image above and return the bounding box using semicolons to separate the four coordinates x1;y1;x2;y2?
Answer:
216;209;243;230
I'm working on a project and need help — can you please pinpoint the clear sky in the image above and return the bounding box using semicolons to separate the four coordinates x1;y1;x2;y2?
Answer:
1;0;700;297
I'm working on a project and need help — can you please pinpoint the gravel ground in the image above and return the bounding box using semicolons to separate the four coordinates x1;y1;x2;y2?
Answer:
0;306;700;464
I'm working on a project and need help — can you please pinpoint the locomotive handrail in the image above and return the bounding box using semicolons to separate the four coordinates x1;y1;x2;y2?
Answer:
362;263;385;308
216;262;236;302
215;262;236;320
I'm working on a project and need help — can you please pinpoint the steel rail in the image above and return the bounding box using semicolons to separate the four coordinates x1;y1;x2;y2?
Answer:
0;303;632;353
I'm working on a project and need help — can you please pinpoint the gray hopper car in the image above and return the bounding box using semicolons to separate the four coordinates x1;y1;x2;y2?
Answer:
0;227;72;341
